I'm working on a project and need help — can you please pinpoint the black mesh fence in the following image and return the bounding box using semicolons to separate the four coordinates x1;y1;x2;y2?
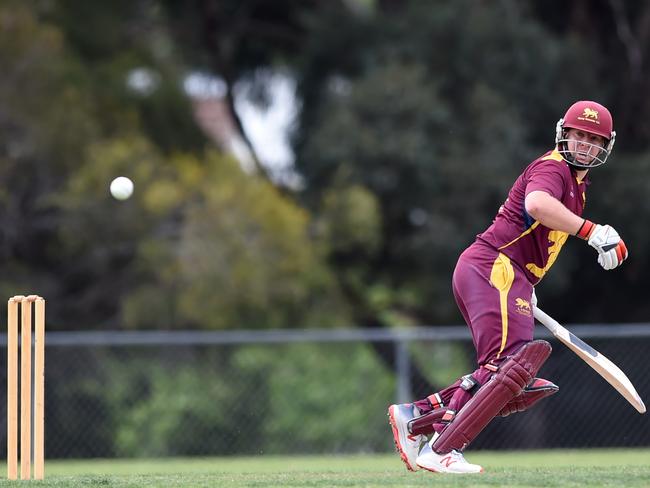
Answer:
421;336;650;450
0;327;647;459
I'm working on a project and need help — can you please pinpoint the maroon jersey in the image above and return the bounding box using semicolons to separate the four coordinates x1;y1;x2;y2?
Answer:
477;149;588;285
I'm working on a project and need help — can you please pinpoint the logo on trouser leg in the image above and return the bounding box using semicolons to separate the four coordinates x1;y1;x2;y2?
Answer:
514;297;531;316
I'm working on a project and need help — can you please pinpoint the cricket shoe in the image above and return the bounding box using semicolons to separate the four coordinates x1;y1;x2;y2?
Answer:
387;403;423;471
416;442;483;474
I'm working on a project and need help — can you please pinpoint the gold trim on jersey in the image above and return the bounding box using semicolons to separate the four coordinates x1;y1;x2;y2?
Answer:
497;221;541;251
526;230;569;279
543;149;564;162
489;253;515;359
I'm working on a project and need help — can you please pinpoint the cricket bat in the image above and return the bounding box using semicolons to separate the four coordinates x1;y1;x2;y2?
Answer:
534;306;646;414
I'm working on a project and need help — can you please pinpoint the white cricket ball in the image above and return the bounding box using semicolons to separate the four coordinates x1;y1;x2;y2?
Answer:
109;176;134;201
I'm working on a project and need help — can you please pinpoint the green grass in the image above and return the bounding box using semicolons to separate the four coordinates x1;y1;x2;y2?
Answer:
0;449;649;487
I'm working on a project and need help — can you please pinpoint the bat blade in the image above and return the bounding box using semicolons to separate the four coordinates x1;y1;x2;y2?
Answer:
534;306;646;414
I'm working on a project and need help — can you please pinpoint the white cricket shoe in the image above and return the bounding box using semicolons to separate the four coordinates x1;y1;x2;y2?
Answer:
387;403;423;471
416;441;483;474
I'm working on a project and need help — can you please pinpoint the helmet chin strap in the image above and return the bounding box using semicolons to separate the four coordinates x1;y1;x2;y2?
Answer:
567;160;590;171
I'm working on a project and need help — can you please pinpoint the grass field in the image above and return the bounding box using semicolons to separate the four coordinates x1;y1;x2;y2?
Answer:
0;449;649;487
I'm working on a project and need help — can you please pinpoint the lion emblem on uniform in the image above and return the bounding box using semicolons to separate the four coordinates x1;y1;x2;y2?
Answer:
514;297;532;316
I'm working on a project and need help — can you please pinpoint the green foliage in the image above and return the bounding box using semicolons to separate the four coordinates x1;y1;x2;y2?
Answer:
171;154;334;329
55;138;348;329
410;341;472;388
46;349;119;458
110;357;247;457
37;0;206;153
119;151;347;330
302;61;450;203
0;4;348;331
235;344;394;454
0;5;102;324
46;343;393;458
320;182;382;258
4;0;650;333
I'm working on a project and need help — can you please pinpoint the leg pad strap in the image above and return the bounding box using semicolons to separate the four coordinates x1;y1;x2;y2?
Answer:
408;408;456;436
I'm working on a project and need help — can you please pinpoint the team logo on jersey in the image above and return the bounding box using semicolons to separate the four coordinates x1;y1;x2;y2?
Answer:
514;297;532;316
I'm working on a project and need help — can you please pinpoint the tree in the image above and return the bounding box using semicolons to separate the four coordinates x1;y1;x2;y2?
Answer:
0;3;349;330
292;0;603;325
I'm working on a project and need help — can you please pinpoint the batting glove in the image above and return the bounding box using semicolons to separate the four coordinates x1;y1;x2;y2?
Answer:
577;220;629;270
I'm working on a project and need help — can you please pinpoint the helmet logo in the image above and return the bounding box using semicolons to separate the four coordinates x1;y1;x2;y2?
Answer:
579;107;600;124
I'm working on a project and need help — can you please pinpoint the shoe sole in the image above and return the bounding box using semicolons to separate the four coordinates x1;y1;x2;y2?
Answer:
387;405;417;472
416;462;484;475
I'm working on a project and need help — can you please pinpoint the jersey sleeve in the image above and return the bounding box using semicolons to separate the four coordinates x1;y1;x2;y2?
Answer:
524;161;568;201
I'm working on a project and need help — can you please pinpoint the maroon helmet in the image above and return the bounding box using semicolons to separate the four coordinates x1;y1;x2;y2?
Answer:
555;100;616;168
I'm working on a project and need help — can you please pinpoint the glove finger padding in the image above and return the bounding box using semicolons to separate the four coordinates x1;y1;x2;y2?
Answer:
598;251;615;270
596;240;628;270
579;221;629;270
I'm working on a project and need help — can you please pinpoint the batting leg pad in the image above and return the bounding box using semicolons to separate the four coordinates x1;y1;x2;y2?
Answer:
499;378;559;417
431;340;552;453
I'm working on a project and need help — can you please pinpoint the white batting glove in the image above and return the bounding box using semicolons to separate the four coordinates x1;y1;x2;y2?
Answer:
531;288;538;308
576;220;629;270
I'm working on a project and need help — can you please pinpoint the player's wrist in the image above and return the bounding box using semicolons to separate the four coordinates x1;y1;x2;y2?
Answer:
576;219;595;240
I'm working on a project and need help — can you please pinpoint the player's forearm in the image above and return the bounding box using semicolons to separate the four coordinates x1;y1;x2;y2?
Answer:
524;191;584;235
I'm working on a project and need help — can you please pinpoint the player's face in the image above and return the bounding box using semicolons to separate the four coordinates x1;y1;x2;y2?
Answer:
565;128;606;165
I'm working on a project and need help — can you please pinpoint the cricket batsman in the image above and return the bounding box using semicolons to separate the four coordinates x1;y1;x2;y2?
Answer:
388;100;628;474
